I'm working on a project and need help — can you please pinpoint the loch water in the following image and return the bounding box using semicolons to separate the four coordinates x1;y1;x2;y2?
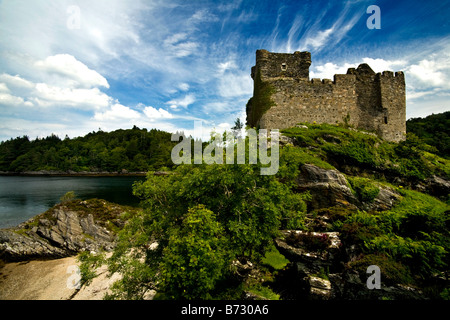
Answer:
0;175;146;229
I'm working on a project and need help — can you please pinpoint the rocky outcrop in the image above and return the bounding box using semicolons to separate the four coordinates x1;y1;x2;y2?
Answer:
295;164;358;210
295;164;401;212
422;175;450;200
274;230;425;300
0;199;135;262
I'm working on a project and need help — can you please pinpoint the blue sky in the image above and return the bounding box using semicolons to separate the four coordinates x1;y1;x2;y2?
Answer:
0;0;449;141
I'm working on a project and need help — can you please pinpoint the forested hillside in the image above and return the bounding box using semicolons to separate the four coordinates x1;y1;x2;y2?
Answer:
0;126;177;173
407;111;449;159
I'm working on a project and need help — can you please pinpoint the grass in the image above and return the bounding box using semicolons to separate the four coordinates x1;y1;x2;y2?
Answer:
281;123;449;183
261;247;289;270
246;284;280;300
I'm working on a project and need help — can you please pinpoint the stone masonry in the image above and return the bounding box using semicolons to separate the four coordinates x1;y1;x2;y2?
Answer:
246;50;406;142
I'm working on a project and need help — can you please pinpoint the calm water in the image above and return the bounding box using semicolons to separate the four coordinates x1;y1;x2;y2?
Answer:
0;176;146;229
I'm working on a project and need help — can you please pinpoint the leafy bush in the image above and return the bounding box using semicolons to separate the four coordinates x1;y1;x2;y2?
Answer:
102;159;309;299
406;111;449;159
77;250;105;286
360;189;450;279
262;247;289;270
349;254;415;286
159;205;229;299
365;235;446;278
60;191;77;203
347;177;380;203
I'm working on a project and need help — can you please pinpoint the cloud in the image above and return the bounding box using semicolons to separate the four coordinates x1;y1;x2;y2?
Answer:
163;33;199;58
189;9;219;24
0;83;10;93
166;94;196;109
281;2;361;53
407;59;446;87
33;83;110;109
0;92;32;107
143;106;173;120
217;61;238;74
218;73;253;98
178;83;190;91
94;103;141;121
0;73;34;89
202;102;230;114
311;58;408;80
310;62;353;79
34;54;109;88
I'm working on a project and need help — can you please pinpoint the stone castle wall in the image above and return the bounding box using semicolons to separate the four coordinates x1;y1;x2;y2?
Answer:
246;49;406;142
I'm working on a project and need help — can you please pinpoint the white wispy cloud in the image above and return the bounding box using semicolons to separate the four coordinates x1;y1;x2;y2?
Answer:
166;94;196;110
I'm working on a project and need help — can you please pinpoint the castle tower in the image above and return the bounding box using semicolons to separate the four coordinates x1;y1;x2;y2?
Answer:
246;49;406;142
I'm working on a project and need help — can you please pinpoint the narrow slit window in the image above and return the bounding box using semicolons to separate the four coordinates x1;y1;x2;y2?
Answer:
281;63;287;71
384;116;388;124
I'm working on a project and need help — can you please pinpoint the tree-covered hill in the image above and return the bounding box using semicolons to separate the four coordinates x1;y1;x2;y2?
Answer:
407;111;450;159
0;126;177;173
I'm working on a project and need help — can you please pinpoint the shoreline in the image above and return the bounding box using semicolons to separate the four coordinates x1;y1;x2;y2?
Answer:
0;170;172;177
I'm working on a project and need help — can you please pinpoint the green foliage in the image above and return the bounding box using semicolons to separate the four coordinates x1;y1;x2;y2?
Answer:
246;284;280;300
406;111;449;159
337;189;450;281
441;288;450;300
350;254;415;286
133;163;306;260
0;127;176;173
282;121;449;182
60;191;77;203
102;156;308;299
69;117;450;300
365;234;446;278
159;205;229;299
347;177;380;203
77;250;105;287
261;247;289;271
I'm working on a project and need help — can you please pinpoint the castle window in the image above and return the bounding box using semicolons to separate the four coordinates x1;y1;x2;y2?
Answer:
384;116;388;124
281;63;287;71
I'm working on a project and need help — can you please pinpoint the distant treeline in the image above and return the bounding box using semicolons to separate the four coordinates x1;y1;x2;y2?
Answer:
0;126;179;173
407;111;449;159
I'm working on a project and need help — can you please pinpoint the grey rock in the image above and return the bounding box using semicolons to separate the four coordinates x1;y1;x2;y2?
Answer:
295;164;358;210
365;185;402;211
0;201;120;261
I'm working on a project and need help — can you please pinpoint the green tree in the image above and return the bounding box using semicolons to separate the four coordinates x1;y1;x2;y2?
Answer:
231;118;244;138
159;205;229;299
104;157;307;299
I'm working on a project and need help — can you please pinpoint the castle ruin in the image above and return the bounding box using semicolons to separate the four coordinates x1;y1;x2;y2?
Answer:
246;50;406;142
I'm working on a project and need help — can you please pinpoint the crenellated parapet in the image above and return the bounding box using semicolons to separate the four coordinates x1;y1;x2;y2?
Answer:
246;50;406;142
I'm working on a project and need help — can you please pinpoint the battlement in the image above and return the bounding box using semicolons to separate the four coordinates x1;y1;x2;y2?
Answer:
246;50;406;142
